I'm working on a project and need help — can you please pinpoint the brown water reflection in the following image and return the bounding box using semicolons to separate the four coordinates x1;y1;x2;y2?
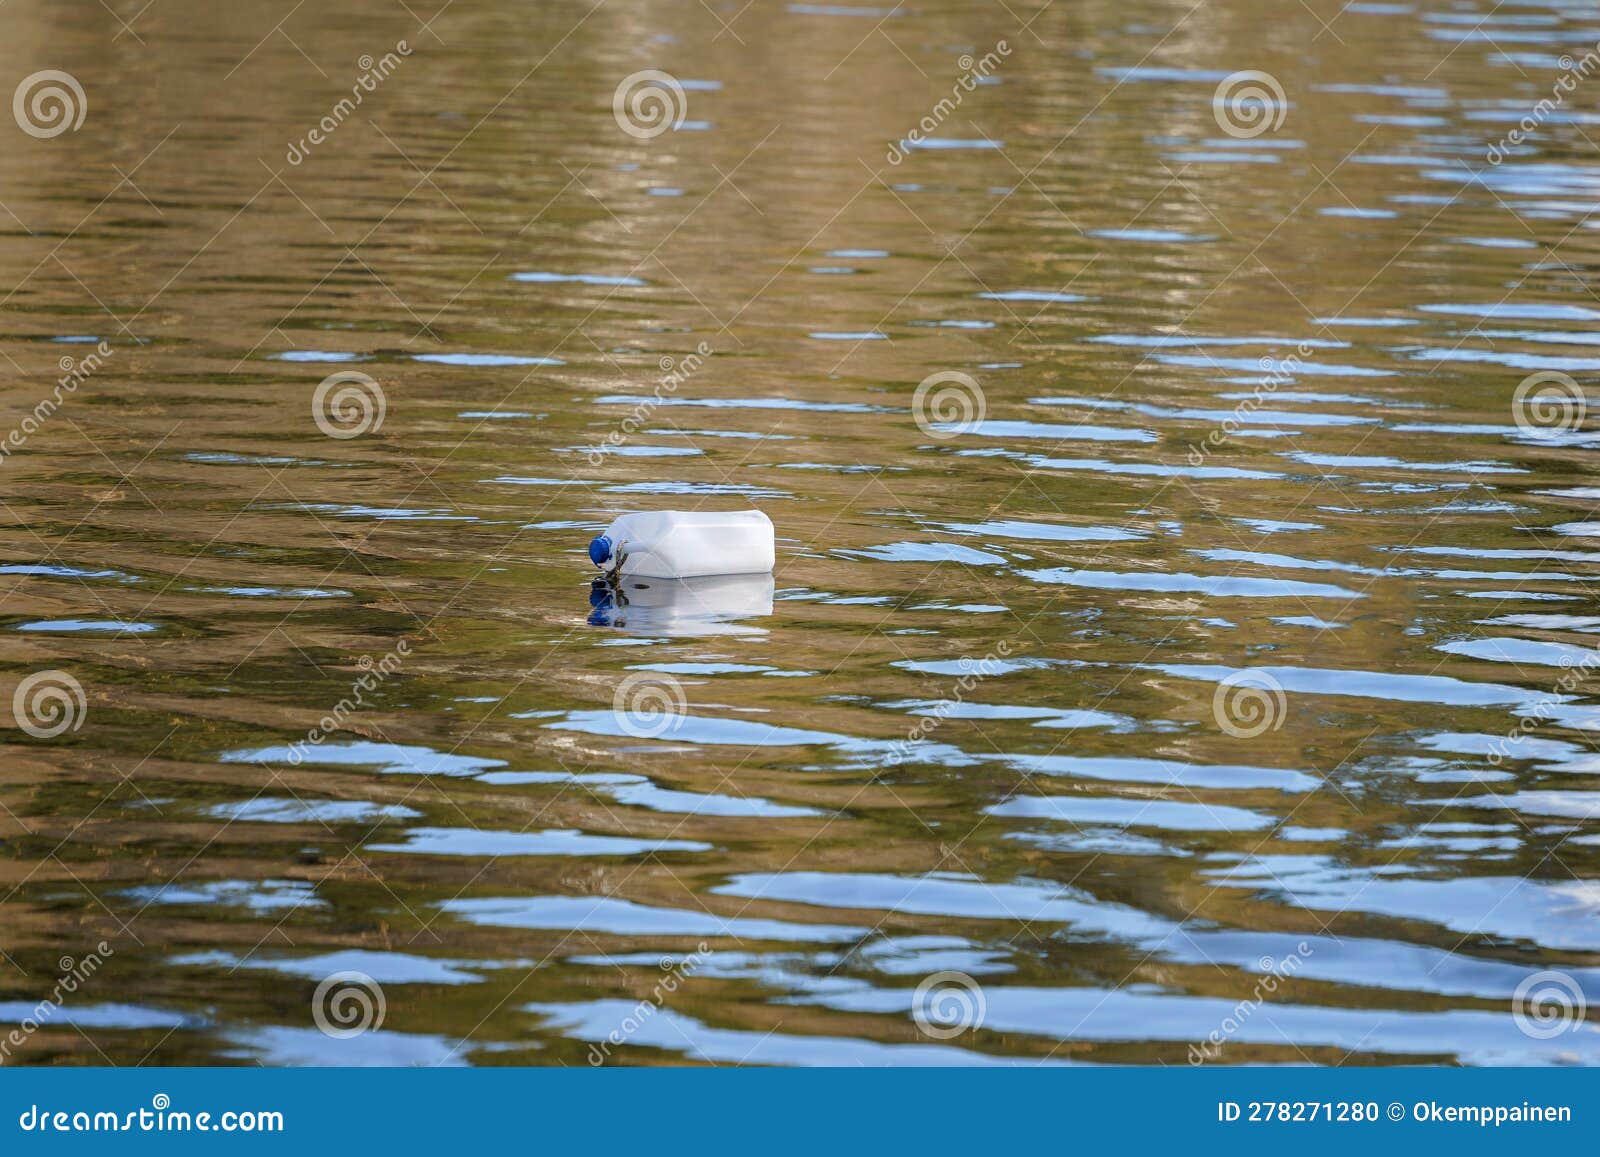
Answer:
1;0;1597;1065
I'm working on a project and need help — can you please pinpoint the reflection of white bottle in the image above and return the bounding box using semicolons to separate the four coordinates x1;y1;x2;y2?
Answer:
589;510;775;579
593;572;775;636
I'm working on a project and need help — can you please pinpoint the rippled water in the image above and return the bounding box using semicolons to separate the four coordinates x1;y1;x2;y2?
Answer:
2;0;1599;1066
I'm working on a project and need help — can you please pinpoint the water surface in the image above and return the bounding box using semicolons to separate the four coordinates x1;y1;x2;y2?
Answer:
0;0;1597;1065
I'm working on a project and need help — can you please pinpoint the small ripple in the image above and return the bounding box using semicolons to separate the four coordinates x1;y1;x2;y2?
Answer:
414;353;564;366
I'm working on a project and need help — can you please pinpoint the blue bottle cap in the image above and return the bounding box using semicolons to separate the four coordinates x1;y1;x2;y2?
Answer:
588;535;613;567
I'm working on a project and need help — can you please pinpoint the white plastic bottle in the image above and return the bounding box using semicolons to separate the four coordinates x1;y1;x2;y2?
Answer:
588;509;775;579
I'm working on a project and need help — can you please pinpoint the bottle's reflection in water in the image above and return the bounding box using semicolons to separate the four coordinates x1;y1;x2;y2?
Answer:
587;571;775;635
